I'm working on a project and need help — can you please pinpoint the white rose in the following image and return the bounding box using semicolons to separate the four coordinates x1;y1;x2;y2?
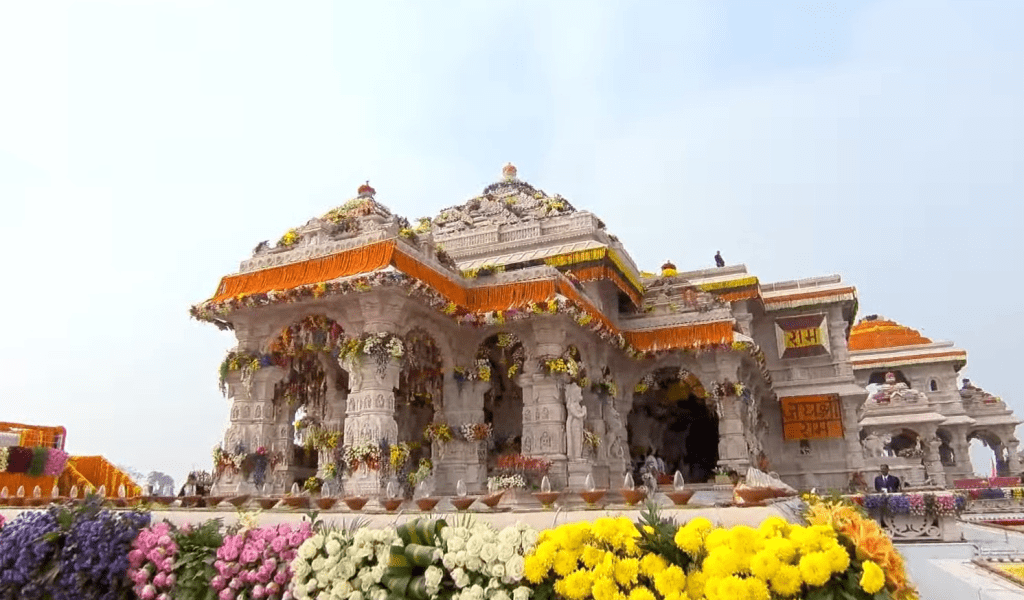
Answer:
496;544;515;563
490;563;506;579
294;586;310;600
339;560;357;580
467;584;485;600
512;586;532;600
479;543;497;564
521;529;539;550
312;557;327;572
467;556;483;572
425;566;444;588
466;537;483;555
316;571;331;589
498;528;519;546
324;555;340;570
506;556;525;581
332;581;353;597
311;534;326;549
300;543;319;560
456;551;468;566
492;590;511;600
294;560;313;580
349;592;364;600
448;536;466;552
452;568;470;588
443;553;458;571
326;539;342;556
307;580;320;593
371;589;388;600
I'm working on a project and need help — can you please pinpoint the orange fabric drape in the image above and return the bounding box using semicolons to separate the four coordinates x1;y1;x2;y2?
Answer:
67;456;141;497
624;321;734;352
556;279;616;332
0;473;57;497
392;249;468;305
717;288;759;303
567;265;643;307
212;241;396;301
465;280;557;312
0;422;66;449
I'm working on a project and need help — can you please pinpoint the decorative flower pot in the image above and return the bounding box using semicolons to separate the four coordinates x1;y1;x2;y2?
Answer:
180;496;201;508
226;495;251;508
620;489;647;506
579;490;607;507
665;490;695;506
206;496;226;508
532;492;560;509
152;496;176;506
256;498;280;510
735;488;774;505
451;496;477;511
416;497;440;512
282;496;310;509
383;498;404;512
316;498;339;510
480;491;505;509
343;497;368;511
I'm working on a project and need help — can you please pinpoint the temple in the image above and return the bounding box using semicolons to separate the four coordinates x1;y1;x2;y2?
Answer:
192;164;1019;496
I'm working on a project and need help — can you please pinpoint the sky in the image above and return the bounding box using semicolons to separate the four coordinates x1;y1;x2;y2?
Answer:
1;0;1021;488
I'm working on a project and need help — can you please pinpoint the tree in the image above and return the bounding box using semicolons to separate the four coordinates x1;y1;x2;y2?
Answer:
146;471;175;496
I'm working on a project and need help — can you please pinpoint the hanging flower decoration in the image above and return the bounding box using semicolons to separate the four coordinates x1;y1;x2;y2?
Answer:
583;427;601;453
340;332;405;375
459;423;493;442
389;442;412;471
538;346;587;387
423;422;454;445
591;367;618;397
343;443;382;473
407;457;434;488
217;350;273;396
400;328;443;407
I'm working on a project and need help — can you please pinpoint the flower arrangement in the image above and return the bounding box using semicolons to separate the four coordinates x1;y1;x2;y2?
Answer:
302;477;322;494
454;359;493;384
424;422;455;445
858;492;965;518
343;443;383;474
711;379;744;398
591;373;618;398
390;442;412;471
437;520;538;600
0;496;151;600
634;374;655;394
583;427;601;454
212;522;313;600
496;454;553;477
307;426;340;452
487;474;527;491
460;423;494;442
0;445;68;477
130;519;224;600
408;458;434;489
340;332;405;374
290;526;398;600
277;228;300;247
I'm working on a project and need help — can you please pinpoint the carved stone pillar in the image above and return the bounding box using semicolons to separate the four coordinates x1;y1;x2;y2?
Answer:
1007;438;1021;475
582;387;610;489
712;354;747;472
435;377;489;493
342;353;400;496
920;426;945;486
842;394;866;473
518;321;570;488
215;366;285;495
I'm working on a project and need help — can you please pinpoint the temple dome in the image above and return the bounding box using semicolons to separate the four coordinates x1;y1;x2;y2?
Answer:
848;316;932;351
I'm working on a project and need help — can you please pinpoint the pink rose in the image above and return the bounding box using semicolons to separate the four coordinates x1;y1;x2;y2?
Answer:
153;572;167;587
132;569;150;585
266;581;280;594
219;589;236;600
229;577;243;590
273;570;288;585
211;575;226;591
165;574;176;587
222;545;240;562
257;568;272;584
252;584;266;599
128;549;145;568
270;536;286;553
241;548;259;565
161;558;174;572
140;584;157;600
158;594;171;600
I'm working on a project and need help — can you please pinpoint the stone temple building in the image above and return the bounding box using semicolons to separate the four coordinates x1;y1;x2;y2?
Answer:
192;164;1019;496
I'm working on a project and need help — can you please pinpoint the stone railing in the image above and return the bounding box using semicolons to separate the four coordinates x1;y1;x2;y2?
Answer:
845;492;965;542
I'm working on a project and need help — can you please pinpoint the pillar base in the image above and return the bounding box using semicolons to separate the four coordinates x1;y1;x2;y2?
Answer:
568;460;603;490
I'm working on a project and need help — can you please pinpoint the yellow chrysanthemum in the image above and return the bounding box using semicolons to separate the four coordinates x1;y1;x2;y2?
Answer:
728;525;764;553
614;557;640;587
627;585;656;600
560;569;594;600
685;517;714;535
653;565;686;597
703;548;742;579
554;550;581;576
524;554;551;584
764;537;797;564
750;549;782;580
674;527;704;557
745;576;771;600
534;542;558;567
582;545;605;569
640;553;668;578
685;570;708;600
825;545;851;574
770;564;803;597
593;519;620;545
704;529;730;552
714;575;747;600
860;560;886;594
758;516;789;538
798;552;833;587
592;576;620;600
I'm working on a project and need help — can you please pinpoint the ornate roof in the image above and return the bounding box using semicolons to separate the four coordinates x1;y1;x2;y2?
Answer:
848;316;932;351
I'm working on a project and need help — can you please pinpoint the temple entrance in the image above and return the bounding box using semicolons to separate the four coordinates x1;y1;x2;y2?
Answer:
394;328;442;481
629;368;719;483
477;333;525;469
968;430;1008;476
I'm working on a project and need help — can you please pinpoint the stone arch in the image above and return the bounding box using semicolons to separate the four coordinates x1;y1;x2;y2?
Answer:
968;429;1008;476
885;428;923;458
395;327;443;450
476;332;526;458
627;364;717;483
396;308;457;372
254;307;353;353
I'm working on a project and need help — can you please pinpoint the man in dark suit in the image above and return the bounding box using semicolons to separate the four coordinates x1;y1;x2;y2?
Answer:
874;464;901;492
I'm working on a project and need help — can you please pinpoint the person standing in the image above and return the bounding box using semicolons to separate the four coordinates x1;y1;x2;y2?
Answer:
874;464;901;492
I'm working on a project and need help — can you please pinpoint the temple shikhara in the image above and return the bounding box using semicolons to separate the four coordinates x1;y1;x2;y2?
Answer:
191;164;1020;497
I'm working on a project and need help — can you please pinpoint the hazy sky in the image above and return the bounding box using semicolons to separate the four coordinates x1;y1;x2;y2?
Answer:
2;1;1021;487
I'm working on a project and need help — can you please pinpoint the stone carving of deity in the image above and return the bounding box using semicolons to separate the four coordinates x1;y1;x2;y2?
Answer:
861;433;885;458
604;400;627;461
565;384;587;460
